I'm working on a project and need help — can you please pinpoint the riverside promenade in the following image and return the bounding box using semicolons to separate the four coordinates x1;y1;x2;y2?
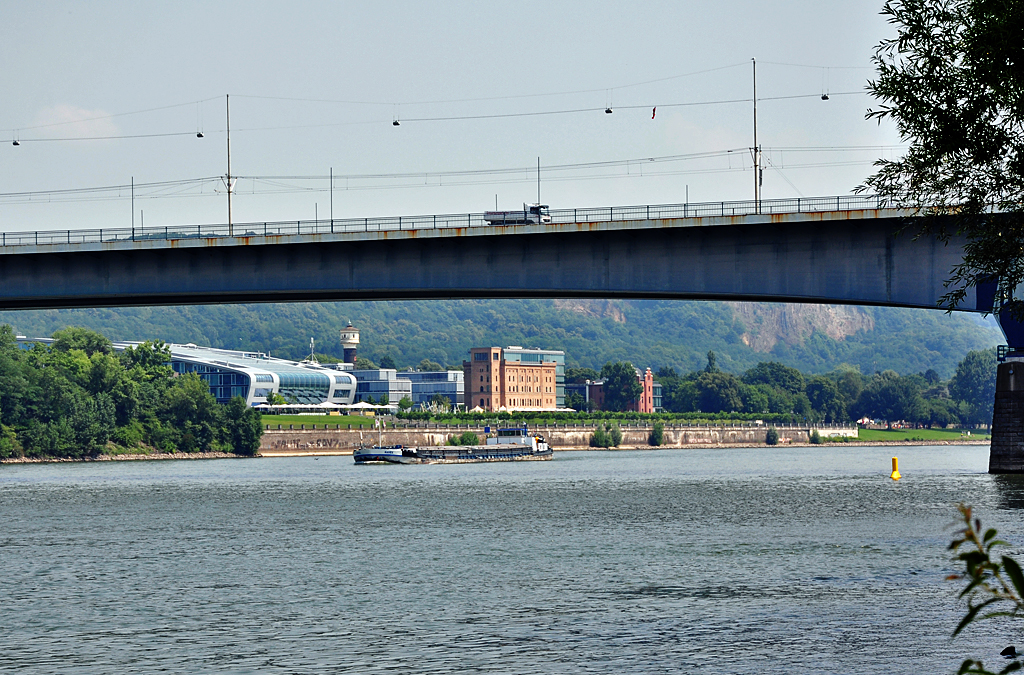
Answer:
259;422;859;456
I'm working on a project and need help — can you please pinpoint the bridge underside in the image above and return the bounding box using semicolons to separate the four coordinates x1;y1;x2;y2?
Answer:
0;213;982;312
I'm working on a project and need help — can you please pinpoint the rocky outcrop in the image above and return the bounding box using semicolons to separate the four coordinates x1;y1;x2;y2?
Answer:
553;299;626;323
727;302;874;352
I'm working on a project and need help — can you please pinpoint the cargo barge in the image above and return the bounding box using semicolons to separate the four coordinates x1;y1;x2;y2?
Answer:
353;427;552;464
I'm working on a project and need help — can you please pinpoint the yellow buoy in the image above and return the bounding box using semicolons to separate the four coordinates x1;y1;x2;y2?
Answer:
890;456;901;481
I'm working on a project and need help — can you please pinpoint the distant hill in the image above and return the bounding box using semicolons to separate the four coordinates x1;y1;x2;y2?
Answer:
0;299;1001;378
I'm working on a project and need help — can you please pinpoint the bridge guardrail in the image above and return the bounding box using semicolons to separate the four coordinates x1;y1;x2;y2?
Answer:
0;194;888;249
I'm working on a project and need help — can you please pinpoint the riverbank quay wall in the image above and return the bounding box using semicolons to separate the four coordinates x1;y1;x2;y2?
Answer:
259;423;858;454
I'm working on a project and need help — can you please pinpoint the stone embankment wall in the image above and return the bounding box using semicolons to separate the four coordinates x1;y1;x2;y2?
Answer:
259;423;858;455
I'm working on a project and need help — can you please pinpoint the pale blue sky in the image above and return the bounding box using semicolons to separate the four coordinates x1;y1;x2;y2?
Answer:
0;1;899;231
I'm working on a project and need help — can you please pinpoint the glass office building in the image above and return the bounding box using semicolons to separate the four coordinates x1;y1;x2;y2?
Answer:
403;370;464;408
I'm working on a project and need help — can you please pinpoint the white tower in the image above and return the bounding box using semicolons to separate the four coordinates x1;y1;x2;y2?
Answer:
341;321;360;364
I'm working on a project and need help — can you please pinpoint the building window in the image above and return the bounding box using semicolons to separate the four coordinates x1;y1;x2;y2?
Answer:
493;353;499;360
474;353;487;361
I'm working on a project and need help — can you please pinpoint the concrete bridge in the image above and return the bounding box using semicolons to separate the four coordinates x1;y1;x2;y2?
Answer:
0;195;990;311
3;193;1023;473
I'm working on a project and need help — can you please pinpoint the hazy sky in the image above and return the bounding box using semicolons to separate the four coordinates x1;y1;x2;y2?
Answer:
1;1;900;232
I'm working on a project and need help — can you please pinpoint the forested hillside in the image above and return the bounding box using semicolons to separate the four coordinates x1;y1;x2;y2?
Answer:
0;299;1001;378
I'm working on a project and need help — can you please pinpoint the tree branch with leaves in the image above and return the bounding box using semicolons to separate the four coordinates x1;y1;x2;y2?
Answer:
861;0;1024;316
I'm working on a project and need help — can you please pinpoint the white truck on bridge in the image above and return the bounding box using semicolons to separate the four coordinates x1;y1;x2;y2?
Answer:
483;203;551;225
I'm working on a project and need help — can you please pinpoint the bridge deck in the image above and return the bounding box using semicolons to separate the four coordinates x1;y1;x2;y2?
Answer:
0;195;894;255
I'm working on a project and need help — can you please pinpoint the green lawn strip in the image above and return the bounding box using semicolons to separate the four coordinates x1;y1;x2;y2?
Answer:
855;428;989;442
261;414;375;427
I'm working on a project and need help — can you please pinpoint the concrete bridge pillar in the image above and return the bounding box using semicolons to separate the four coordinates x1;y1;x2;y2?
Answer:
990;306;1024;473
990;361;1024;473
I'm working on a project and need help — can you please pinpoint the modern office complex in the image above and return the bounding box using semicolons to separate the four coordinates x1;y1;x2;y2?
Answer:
350;369;413;405
117;340;359;406
463;346;565;412
403;370;464;408
164;344;357;406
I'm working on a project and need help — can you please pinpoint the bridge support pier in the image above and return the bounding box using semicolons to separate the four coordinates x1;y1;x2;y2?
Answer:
990;308;1024;473
990;362;1024;473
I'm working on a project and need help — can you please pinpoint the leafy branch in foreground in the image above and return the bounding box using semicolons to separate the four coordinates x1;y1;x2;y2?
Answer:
948;504;1024;674
861;0;1024;317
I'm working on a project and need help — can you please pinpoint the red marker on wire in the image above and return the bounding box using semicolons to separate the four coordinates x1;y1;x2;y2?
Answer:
652;107;657;119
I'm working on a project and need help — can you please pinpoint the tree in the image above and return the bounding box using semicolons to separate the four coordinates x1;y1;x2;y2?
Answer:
418;358;443;372
565;366;600;384
704;351;719;373
743;362;805;395
765;426;779;445
51;326;112;356
695;371;743;413
398;395;414;411
599;362;643;412
223;396;262;456
862;0;1024;314
950;348;998;425
806;376;848;423
565;391;588;412
649;421;664;446
428;393;452;412
378;354;397;370
854;370;925;424
355;357;377;370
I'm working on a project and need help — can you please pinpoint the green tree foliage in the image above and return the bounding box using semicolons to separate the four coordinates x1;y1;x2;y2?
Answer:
0;325;261;459
398;395;414;411
854;370;926;423
418;358;443;372
590;422;622;448
696;371;744;413
565;366;600;384
805;377;847;423
765;426;779;445
809;429;822;444
223;396;262;456
649;421;664;446
950;348;998;426
600;362;643;412
831;367;865;412
51;326;112;356
565;391;590;412
378;354;397;369
743;361;805;395
863;0;1024;314
947;505;1024;675
355;357;377;370
704;350;719;373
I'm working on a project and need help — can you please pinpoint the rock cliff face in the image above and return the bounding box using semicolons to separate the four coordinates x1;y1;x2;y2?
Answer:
552;299;627;323
727;302;875;352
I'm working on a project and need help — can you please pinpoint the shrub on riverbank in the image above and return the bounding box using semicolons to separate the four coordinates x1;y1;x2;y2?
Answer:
649;421;664;446
0;325;262;459
765;427;779;445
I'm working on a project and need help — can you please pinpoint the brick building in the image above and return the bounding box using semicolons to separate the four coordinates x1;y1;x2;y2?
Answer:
568;367;662;412
463;346;562;411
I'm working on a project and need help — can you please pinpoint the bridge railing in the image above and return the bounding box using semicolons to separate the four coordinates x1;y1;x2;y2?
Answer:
0;194;888;248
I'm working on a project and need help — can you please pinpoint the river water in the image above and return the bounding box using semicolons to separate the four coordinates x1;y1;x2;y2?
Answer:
2;445;1022;674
